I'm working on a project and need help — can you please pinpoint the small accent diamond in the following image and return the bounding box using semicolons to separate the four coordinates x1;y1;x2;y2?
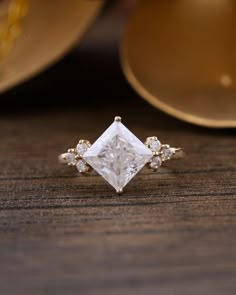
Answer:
150;156;162;170
76;159;89;173
63;152;76;165
146;137;161;152
161;147;173;161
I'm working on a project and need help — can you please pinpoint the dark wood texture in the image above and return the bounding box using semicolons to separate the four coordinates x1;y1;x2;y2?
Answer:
0;99;236;295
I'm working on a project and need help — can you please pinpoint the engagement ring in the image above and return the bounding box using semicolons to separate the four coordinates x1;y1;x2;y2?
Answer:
59;116;183;194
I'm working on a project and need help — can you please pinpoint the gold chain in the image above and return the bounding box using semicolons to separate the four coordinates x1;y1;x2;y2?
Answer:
0;0;28;60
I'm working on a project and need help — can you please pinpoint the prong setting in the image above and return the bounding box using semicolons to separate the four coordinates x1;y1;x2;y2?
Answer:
75;155;81;160
67;148;75;153
60;139;92;174
114;116;122;122
116;188;123;195
76;140;91;157
145;136;183;170
145;136;161;152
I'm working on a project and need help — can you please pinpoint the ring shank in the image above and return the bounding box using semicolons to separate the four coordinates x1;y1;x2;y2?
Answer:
58;153;68;164
171;148;185;159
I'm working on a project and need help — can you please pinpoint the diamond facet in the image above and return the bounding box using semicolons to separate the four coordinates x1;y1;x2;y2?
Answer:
83;120;153;192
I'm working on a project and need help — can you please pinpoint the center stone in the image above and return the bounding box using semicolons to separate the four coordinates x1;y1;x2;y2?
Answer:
83;120;153;192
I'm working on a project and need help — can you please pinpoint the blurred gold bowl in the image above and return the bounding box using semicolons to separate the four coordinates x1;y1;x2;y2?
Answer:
0;0;103;93
121;0;236;128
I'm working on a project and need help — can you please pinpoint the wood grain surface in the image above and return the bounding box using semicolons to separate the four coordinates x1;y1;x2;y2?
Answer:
0;99;235;295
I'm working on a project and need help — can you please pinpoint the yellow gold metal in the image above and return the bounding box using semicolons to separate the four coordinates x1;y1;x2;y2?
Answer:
78;139;91;145
68;162;75;167
116;188;123;195
67;148;75;153
58;154;67;164
153;151;162;156
114;116;122;122
0;0;28;60
121;0;236;128
75;155;82;160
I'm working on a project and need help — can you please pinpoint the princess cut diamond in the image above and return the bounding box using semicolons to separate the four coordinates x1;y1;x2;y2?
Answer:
83;119;153;192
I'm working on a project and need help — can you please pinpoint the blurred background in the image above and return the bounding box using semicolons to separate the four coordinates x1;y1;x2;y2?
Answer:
1;0;236;127
0;0;137;109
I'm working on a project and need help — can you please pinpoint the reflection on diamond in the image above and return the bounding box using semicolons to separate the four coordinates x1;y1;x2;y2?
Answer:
83;120;153;192
161;147;173;161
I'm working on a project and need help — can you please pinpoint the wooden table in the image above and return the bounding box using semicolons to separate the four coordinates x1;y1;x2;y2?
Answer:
0;93;236;294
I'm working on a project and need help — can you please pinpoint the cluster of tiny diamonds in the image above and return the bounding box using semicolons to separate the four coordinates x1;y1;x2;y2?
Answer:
145;137;174;171
60;140;91;173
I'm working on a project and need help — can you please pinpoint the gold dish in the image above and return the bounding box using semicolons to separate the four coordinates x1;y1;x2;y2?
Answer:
0;0;103;92
121;0;236;128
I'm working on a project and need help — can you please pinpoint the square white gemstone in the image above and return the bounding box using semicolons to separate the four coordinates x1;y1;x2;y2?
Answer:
83;120;153;192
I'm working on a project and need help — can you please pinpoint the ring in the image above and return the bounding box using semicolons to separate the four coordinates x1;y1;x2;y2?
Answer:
59;116;184;194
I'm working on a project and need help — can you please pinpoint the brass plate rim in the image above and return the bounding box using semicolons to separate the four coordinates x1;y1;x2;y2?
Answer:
121;40;236;129
0;0;104;94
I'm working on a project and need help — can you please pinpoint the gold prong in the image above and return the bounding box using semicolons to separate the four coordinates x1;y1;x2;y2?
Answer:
153;151;162;156
161;144;170;148
75;155;81;160
86;165;94;174
67;148;75;153
80;168;93;175
78;139;91;146
172;149;185;159
114;116;122;122
58;154;67;163
116;188;123;195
